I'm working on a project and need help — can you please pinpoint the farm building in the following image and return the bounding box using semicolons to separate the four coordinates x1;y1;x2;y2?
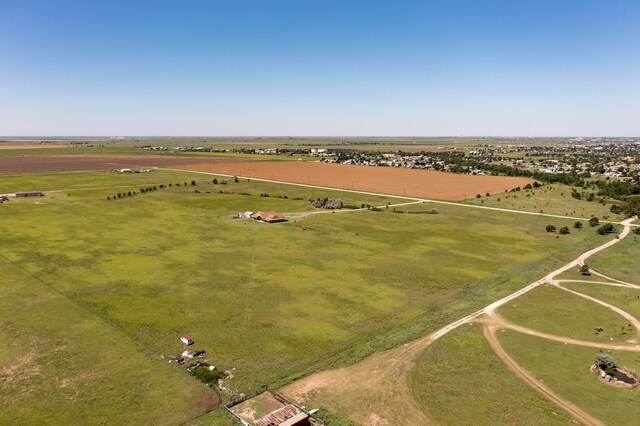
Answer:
180;336;194;345
228;390;314;426
250;212;287;223
15;191;44;197
255;404;310;426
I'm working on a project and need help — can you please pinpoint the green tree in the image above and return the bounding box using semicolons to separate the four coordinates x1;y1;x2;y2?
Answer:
546;224;557;232
212;178;218;184
559;226;570;235
574;221;583;229
191;180;196;186
597;223;615;235
594;353;617;375
609;204;622;214
589;217;600;227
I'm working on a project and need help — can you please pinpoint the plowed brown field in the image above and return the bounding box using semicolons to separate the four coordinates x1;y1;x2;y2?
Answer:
0;144;67;150
180;161;534;201
0;155;250;175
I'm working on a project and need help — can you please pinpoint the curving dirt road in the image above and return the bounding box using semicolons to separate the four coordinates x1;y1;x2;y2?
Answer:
554;282;640;332
485;310;640;352
482;324;605;426
283;218;636;424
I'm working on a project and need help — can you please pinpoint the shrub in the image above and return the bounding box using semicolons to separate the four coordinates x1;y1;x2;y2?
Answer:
545;225;557;232
559;226;570;235
610;205;622;214
633;228;640;235
212;178;218;184
191;180;196;186
574;221;583;229
597;223;615;235
595;353;617;375
190;366;224;386
589;217;600;227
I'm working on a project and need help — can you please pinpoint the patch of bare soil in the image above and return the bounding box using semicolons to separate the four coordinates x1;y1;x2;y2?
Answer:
282;339;433;425
0;155;251;175
184;161;534;201
197;392;221;412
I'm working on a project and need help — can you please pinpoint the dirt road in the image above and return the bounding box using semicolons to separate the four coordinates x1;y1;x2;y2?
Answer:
483;324;605;426
282;217;636;424
164;167;637;225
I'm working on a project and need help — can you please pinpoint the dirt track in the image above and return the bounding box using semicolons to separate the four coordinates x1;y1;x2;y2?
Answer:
180;161;533;201
0;155;249;175
482;324;605;426
282;218;636;425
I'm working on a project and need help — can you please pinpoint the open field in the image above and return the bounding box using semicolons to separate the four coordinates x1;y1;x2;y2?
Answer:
498;330;640;425
0;154;254;175
183;161;534;201
0;144;68;150
562;283;640;322
497;285;637;344
465;184;616;219
410;324;571;425
0;253;215;425
0;168;607;424
589;233;640;284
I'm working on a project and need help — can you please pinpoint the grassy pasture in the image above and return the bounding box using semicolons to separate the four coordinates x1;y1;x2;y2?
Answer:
465;184;616;219
588;232;640;284
0;255;213;425
410;324;571;425
562;283;640;324
497;285;637;344
0;170;610;423
498;331;640;425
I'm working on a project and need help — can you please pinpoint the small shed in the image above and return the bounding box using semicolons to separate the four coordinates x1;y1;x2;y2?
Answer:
180;336;194;345
16;191;44;197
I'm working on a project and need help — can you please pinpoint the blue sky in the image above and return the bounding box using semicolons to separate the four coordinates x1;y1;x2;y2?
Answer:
1;0;639;136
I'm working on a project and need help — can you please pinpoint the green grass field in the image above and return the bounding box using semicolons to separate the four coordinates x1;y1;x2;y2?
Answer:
562;283;640;324
498;331;640;425
0;169;615;424
588;232;640;284
0;254;214;425
465;184;617;219
410;324;571;425
497;285;636;344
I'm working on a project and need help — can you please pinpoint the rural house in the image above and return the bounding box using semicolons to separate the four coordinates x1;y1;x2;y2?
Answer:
250;212;287;223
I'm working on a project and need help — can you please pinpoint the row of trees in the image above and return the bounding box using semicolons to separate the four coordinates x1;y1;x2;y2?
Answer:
106;180;199;200
545;217;618;235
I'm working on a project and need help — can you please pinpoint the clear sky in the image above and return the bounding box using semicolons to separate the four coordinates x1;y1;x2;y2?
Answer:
1;0;639;137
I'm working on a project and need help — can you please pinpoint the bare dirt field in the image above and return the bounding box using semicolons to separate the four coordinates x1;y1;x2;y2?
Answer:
0;144;68;150
0;155;250;175
182;161;534;201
